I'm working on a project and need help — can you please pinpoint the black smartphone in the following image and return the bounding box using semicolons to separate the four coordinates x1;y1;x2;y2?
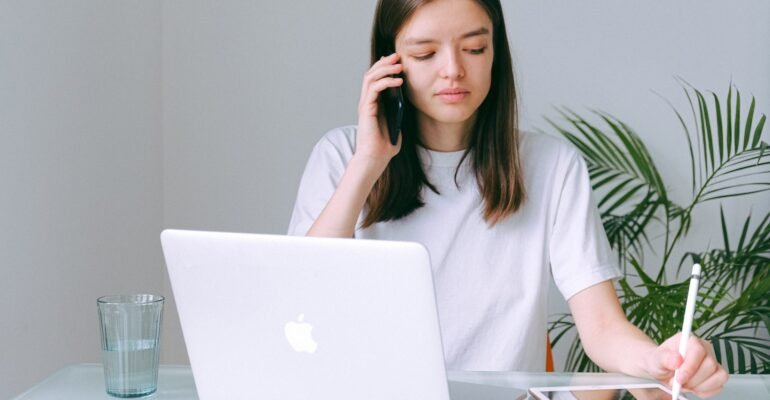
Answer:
382;77;404;146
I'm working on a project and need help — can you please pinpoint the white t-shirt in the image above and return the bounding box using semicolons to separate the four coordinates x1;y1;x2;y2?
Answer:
288;126;620;371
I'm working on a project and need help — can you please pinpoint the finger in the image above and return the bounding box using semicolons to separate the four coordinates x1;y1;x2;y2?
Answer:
683;339;720;389
689;366;728;398
648;333;685;382
675;336;708;386
370;76;403;94
373;52;400;66
683;354;719;389
360;63;403;103
363;63;403;88
365;53;401;80
649;349;682;380
360;77;404;115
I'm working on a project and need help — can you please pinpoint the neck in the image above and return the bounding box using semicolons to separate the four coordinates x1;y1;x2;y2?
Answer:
416;112;476;152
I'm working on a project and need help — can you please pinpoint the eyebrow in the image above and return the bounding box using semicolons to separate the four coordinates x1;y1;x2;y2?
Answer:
403;27;490;46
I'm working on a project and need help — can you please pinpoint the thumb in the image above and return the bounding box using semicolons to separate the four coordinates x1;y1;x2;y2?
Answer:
648;347;683;380
660;348;683;372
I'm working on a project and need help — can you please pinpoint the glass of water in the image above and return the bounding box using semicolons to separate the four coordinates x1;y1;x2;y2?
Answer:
97;294;164;398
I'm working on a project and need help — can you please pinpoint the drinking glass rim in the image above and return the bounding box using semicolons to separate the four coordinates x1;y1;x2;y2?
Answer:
97;294;165;305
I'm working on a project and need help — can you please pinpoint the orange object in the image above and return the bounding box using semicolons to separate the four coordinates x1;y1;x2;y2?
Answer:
546;334;555;372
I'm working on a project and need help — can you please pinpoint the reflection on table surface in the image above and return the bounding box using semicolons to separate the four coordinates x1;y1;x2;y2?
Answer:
13;364;770;400
535;387;676;400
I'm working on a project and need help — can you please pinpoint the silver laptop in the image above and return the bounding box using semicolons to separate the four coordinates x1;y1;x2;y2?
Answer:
161;229;451;400
161;229;527;400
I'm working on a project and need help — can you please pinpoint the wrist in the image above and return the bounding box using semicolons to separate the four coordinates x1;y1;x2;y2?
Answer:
348;154;389;183
633;341;662;379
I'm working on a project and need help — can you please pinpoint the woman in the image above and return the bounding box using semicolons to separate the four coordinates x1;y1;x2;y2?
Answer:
288;0;727;397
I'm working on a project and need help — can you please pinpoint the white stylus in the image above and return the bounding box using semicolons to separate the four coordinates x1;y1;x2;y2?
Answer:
671;263;702;400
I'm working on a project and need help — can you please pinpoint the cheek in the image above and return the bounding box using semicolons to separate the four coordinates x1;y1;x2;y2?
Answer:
473;60;494;96
402;70;431;102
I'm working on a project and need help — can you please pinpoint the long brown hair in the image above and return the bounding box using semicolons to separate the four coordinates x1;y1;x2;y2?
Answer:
362;0;525;228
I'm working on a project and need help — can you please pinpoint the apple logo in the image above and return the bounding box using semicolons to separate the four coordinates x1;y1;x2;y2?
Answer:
284;313;318;353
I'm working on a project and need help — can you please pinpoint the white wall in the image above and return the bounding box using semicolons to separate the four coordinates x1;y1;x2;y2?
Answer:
506;0;770;366
160;0;770;367
160;0;378;362
2;1;769;397
0;1;162;398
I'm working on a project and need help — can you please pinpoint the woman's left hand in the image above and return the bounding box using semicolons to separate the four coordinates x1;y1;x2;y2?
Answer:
644;333;728;398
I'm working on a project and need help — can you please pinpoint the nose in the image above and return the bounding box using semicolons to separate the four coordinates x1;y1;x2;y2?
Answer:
439;49;464;80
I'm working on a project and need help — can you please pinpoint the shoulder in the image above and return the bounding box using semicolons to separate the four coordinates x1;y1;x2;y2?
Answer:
308;125;358;165
317;125;357;150
519;130;584;171
519;130;581;161
517;130;592;205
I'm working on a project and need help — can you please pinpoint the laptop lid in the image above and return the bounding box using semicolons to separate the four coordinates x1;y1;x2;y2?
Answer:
161;229;450;400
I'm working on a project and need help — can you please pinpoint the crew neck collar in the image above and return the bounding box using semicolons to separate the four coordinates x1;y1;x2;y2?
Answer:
418;146;469;167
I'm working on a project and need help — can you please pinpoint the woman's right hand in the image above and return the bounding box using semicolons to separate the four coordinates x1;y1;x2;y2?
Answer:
305;53;405;238
355;52;404;172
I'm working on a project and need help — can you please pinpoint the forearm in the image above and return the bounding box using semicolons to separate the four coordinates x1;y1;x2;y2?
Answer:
569;281;659;378
578;317;658;378
306;156;386;238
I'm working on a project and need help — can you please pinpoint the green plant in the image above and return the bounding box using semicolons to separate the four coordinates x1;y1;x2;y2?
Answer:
545;82;770;374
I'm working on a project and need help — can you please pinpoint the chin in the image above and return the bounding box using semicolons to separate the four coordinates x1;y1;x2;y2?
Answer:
420;107;475;124
432;109;476;124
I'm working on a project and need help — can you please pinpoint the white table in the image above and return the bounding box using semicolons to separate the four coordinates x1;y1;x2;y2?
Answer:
13;363;770;399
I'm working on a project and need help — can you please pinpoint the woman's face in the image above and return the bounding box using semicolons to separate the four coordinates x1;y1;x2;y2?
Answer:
395;0;494;127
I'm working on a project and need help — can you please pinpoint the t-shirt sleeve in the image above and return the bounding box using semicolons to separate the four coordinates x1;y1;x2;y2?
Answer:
287;128;353;236
549;149;621;301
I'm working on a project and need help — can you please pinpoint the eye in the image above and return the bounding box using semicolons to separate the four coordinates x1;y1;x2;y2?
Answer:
466;47;487;55
413;53;435;61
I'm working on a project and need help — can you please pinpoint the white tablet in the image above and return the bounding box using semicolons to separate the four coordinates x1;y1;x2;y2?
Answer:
528;383;687;400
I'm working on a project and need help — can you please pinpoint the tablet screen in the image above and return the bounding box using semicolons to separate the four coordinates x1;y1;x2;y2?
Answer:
532;386;683;400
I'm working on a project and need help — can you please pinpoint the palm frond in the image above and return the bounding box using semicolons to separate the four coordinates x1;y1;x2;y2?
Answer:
546;81;770;375
543;109;670;268
700;209;770;290
682;83;770;205
709;329;770;374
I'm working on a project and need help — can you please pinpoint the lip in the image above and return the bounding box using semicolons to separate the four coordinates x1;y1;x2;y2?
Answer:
436;88;470;95
436;88;470;103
